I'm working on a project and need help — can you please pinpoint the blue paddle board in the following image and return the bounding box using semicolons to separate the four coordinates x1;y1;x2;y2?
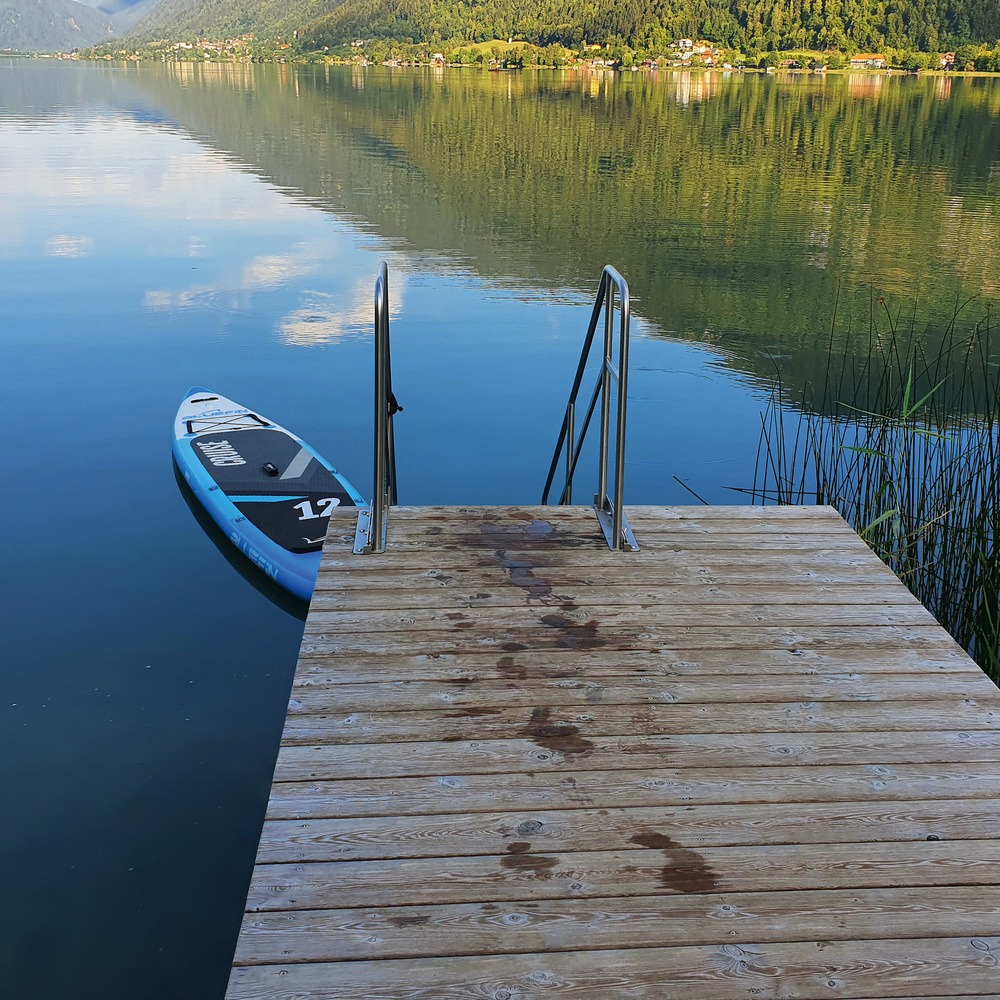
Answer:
172;388;365;600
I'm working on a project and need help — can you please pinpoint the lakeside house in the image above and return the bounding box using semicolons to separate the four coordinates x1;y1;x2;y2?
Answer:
850;53;886;68
668;38;722;65
940;52;956;68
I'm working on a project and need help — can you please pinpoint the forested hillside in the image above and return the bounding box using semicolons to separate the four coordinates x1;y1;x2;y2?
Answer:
302;0;1000;53
129;0;347;40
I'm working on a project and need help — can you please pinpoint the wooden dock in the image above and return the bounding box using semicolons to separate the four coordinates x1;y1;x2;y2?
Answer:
227;505;1000;1000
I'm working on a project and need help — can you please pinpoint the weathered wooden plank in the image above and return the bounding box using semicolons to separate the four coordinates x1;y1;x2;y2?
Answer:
286;673;998;713
246;839;1000;909
298;625;965;657
232;884;1000;964
256;798;1000;863
334;505;847;525
377;527;871;545
317;559;902;587
377;504;847;522
292;647;976;684
355;523;867;545
227;937;1000;999
325;531;885;554
311;582;922;610
331;506;855;534
336;505;848;530
319;545;895;573
273;732;1000;782
334;507;868;536
265;763;1000;821
304;603;937;634
280;700;1000;746
352;509;854;533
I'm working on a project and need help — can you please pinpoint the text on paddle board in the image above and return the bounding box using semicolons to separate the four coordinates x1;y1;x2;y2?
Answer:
230;532;278;580
294;498;341;520
197;439;246;466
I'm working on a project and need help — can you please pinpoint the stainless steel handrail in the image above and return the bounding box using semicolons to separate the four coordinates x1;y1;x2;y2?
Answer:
354;261;401;554
541;265;638;551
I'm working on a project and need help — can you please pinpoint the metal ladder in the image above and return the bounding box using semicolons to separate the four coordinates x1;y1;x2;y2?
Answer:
354;261;401;554
354;261;635;553
541;265;638;552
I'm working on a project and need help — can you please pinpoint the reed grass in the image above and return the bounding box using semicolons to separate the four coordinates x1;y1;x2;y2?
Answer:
747;295;1000;684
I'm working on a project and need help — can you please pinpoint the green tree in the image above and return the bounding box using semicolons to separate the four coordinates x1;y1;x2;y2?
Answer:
954;43;979;69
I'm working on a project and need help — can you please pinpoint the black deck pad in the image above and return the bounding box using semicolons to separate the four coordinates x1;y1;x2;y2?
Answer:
192;428;355;553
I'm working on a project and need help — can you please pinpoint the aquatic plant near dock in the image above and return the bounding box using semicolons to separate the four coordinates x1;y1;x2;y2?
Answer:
749;296;1000;683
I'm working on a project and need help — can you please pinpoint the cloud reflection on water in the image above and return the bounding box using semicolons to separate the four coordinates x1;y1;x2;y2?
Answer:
143;244;328;311
44;234;93;257
278;273;406;346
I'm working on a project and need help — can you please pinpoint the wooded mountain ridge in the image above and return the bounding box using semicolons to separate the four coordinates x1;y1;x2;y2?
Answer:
128;0;1000;54
129;0;346;42
301;0;1000;55
16;0;1000;54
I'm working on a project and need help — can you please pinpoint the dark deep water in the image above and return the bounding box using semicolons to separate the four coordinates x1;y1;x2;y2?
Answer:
1;59;998;997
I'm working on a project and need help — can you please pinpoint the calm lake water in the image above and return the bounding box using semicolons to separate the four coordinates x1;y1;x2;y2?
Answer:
1;59;998;997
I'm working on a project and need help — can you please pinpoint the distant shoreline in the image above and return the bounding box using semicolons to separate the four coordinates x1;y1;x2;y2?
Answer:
21;53;1000;78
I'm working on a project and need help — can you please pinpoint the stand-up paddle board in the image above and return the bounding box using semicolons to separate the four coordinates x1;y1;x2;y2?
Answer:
172;388;365;601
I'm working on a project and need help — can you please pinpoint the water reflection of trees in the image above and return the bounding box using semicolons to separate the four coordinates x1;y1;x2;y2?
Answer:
124;63;1000;397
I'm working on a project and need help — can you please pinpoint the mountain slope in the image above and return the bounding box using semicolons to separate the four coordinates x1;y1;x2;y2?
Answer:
105;0;162;32
129;0;346;39
0;0;115;50
71;0;158;31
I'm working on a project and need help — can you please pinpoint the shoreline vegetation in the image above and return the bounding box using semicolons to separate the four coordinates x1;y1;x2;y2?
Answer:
46;39;1000;78
750;298;1000;684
